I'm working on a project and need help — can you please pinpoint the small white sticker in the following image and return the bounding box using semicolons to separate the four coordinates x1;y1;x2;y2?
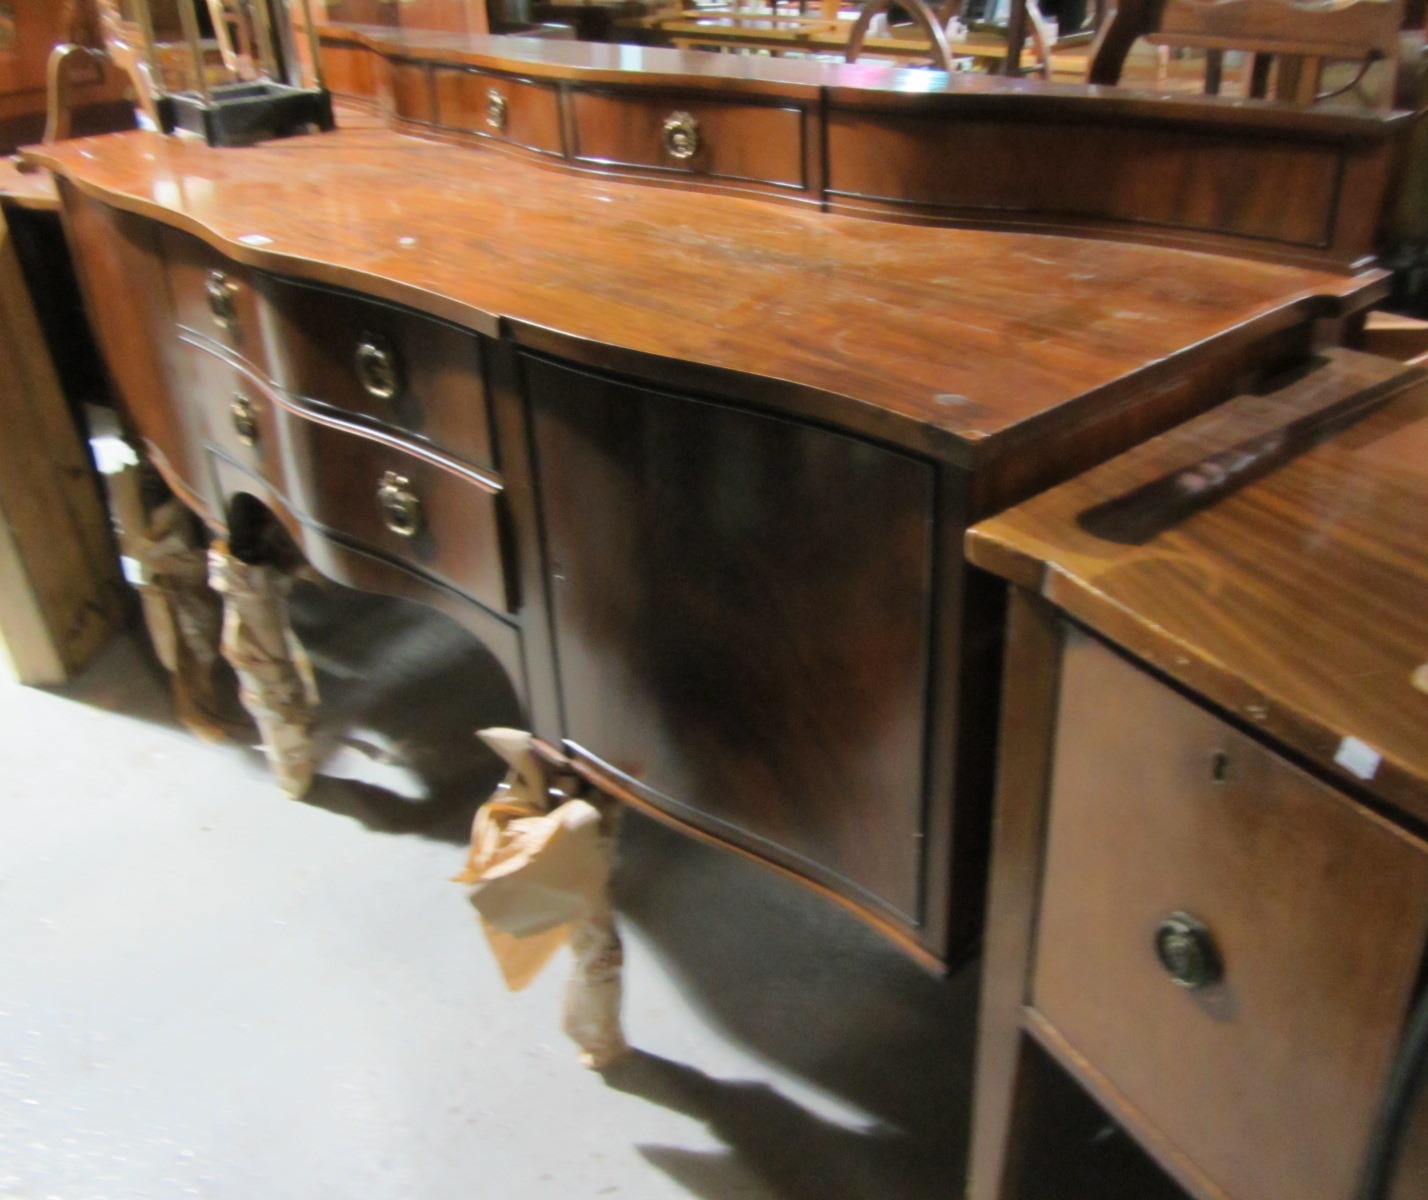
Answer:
120;555;146;586
1334;736;1382;781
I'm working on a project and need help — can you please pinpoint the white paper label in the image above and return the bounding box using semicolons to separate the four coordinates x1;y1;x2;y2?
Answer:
1333;736;1382;781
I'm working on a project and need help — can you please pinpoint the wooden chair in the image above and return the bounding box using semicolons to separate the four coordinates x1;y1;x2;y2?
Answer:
1087;0;1407;107
44;43;138;143
846;0;1055;74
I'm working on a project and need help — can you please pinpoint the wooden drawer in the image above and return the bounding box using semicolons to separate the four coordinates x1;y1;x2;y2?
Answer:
176;340;274;479
158;226;266;369
282;410;510;614
432;68;562;156
382;58;434;124
570;92;807;190
261;278;493;471
1032;630;1428;1200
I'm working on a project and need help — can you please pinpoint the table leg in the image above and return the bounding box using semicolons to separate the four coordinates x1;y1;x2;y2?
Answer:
207;539;317;798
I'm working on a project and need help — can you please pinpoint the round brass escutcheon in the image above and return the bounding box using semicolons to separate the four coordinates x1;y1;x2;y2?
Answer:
206;270;238;329
355;333;402;403
1154;912;1222;990
486;89;508;132
662;111;700;161
377;470;422;538
230;394;259;446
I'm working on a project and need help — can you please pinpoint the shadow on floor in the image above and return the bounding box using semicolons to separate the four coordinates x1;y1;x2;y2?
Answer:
51;579;983;1197
49;579;521;846
609;812;980;1200
604;1047;968;1200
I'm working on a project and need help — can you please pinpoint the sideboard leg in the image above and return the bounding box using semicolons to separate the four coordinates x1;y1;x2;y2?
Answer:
126;495;228;741
207;540;317;798
563;802;630;1070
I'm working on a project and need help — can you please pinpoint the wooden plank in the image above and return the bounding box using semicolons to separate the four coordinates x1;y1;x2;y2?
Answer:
0;206;123;683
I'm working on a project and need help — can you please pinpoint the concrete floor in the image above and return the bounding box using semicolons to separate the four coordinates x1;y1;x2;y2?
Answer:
0;582;985;1200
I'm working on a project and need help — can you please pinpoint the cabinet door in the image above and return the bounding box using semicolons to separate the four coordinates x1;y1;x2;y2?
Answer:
524;355;935;925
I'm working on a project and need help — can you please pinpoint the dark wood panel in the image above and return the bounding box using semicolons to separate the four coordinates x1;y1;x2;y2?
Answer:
280;407;511;615
321;41;379;100
57;182;204;494
1032;629;1428;1200
307;30;1409;268
570;91;807;190
826;111;1343;249
525;354;935;923
261;276;494;470
432;67;562;155
384;58;435;124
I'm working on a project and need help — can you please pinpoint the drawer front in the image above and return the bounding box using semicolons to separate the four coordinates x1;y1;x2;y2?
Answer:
283;411;510;614
383;58;434;124
433;68;563;156
570;92;806;190
1033;630;1428;1200
159;226;266;369
262;279;493;471
177;341;274;479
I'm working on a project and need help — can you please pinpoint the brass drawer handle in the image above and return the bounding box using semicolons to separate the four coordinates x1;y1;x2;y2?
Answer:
486;89;508;133
230;394;258;446
206;270;238;330
662;111;700;161
377;470;422;538
1154;912;1222;991
355;333;402;403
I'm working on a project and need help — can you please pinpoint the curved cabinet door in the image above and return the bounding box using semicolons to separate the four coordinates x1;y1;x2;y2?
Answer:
524;355;935;927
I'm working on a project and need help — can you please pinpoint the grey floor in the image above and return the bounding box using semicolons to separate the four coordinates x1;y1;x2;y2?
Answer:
0;582;984;1200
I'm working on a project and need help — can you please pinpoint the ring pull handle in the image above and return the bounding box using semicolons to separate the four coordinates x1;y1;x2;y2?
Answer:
355;333;402;403
230;394;258;446
377;470;422;538
206;270;239;330
662;111;700;161
486;89;508;133
1154;912;1223;991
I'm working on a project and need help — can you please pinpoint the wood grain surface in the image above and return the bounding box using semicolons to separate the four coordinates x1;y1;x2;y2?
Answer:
968;348;1428;825
1032;629;1428;1200
29;125;1383;467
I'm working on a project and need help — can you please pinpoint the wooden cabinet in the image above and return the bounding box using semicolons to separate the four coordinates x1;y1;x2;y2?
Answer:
1036;631;1428;1200
36;40;1401;967
966;352;1428;1200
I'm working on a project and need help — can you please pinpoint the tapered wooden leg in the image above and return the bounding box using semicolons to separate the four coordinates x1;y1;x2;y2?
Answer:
207;540;317;798
563;803;630;1069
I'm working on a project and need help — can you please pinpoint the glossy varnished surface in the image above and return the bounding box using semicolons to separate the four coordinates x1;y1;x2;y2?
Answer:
30;126;1380;466
968;349;1428;823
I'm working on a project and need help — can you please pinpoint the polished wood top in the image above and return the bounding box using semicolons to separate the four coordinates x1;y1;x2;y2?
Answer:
0;156;59;211
29;124;1382;465
968;349;1428;822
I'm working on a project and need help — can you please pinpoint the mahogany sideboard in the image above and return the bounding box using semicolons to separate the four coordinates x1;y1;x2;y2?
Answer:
966;349;1428;1200
26;37;1407;969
